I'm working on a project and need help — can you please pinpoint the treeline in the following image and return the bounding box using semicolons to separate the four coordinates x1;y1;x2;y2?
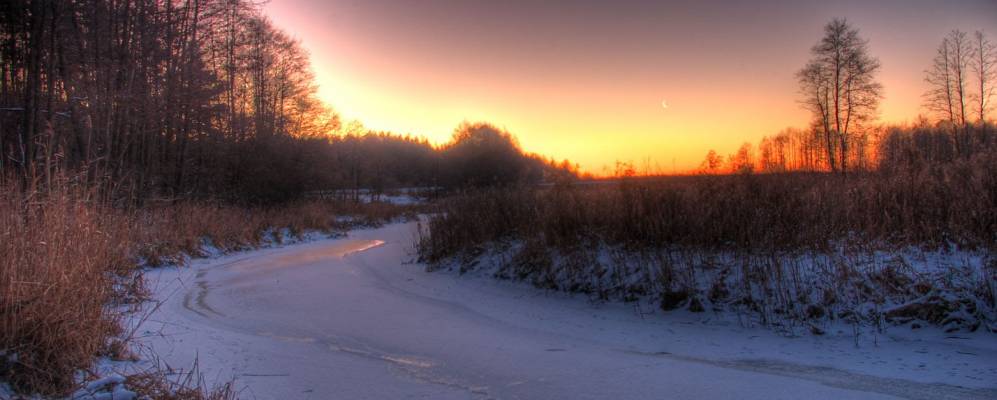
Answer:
699;21;996;175
703;121;995;175
0;0;333;201
303;122;578;198
0;0;573;204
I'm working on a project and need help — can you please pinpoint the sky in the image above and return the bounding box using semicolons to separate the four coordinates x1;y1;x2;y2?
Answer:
264;0;997;174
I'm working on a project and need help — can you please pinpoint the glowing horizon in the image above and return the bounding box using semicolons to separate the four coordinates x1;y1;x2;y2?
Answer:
264;0;997;174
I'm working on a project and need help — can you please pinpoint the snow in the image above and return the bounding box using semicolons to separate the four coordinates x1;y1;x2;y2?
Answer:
1;373;139;400
70;374;135;400
122;221;997;399
453;238;996;334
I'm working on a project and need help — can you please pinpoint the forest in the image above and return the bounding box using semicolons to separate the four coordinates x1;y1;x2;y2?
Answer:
0;0;574;204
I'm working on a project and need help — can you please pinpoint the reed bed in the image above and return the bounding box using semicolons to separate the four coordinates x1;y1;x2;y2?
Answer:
0;174;417;396
419;142;997;333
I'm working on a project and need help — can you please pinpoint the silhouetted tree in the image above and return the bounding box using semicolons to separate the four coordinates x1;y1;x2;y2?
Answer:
972;30;996;124
798;19;882;174
925;29;997;155
442;122;530;188
728;143;755;174
698;150;724;174
924;30;976;156
925;33;959;125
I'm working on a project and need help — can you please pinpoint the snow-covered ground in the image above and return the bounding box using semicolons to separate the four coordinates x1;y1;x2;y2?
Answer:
128;221;997;399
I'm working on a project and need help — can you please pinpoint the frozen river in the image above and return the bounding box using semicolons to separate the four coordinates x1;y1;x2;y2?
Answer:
139;222;997;399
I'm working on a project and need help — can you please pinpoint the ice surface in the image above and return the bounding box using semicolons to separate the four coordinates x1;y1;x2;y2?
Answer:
135;222;997;399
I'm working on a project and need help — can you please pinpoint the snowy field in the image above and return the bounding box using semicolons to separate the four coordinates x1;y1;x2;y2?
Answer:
120;221;996;400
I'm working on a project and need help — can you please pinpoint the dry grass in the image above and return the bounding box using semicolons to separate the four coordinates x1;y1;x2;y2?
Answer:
123;358;236;400
0;173;418;396
125;373;234;400
421;149;997;262
419;132;997;332
0;176;128;394
133;199;417;267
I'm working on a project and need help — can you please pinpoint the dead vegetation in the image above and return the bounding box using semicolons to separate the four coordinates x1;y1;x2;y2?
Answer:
0;173;418;396
122;358;236;400
0;177;125;395
419;127;997;334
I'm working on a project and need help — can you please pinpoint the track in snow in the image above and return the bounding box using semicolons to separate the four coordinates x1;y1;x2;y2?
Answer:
138;222;997;400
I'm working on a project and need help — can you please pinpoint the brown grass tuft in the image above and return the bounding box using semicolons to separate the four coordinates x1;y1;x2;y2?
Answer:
124;358;236;400
0;175;129;394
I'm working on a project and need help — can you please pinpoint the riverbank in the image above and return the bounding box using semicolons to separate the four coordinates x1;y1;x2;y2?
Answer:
130;221;997;399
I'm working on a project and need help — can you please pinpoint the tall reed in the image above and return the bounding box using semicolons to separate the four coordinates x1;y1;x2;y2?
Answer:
1;173;417;395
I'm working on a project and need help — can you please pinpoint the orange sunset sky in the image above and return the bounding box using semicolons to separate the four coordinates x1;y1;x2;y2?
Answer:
264;0;997;174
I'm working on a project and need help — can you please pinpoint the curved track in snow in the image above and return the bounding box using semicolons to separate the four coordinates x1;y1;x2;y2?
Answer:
140;222;997;400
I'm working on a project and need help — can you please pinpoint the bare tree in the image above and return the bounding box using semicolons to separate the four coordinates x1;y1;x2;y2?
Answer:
797;19;882;174
798;61;836;171
950;30;973;128
925;36;957;124
925;30;983;154
971;30;996;123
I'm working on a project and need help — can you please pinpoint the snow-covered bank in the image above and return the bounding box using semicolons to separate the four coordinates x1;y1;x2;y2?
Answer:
126;221;996;399
428;237;996;335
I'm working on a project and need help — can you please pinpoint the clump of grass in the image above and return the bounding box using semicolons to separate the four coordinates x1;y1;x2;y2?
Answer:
123;358;236;400
0;175;128;394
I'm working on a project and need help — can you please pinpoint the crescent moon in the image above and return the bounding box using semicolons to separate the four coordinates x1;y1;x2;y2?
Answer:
661;100;668;109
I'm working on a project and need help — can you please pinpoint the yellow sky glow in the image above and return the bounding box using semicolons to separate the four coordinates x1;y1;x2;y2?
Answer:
265;0;997;174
